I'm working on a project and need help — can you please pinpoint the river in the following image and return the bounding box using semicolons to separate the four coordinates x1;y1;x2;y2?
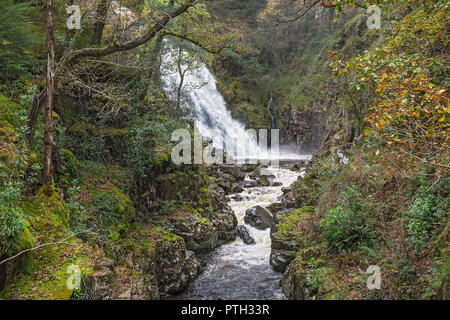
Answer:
180;167;301;300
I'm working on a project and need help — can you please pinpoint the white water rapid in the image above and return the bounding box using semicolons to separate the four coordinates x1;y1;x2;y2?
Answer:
181;168;301;300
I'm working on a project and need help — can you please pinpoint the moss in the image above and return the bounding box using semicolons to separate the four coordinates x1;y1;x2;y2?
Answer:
12;220;35;254
199;217;211;226
161;230;184;244
0;190;100;300
0;94;22;128
28;152;38;164
0;121;16;139
277;206;316;246
77;182;135;242
70;123;127;136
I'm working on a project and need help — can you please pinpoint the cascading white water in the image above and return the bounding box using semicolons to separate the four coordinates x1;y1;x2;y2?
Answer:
160;43;303;161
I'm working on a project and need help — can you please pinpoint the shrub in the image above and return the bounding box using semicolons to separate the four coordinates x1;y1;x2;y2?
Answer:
406;193;446;252
0;181;27;256
321;186;374;252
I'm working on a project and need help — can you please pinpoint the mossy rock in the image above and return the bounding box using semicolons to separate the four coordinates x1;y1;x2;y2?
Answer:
75;180;136;243
0;189;100;300
274;206;316;248
0;95;22;128
10;220;35;255
78;162;132;194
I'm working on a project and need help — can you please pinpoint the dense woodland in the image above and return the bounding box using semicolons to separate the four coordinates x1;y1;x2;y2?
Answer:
0;0;448;300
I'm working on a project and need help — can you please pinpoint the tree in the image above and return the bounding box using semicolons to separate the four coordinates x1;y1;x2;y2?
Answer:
26;0;232;188
26;0;210;144
43;0;56;193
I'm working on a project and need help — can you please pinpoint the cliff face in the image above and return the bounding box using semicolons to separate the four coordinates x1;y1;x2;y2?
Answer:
211;3;357;153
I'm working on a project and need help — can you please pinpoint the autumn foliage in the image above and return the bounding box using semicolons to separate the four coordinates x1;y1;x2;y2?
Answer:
333;2;449;169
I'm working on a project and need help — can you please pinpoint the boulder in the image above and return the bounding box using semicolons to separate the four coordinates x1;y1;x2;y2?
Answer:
236;225;256;245
282;263;313;300
280;191;296;208
217;179;232;194
169;212;219;254
211;205;238;243
258;175;270;186
217;165;246;180
244;179;257;187
240;164;258;172
270;251;295;273
255;167;276;178
231;183;244;193
244;205;274;230
222;172;237;182
266;202;285;216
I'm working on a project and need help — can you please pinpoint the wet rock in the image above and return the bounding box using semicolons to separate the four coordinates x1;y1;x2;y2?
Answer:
222;172;237;182
244;205;274;230
230;194;250;201
156;238;199;295
244;179;257;187
272;181;282;187
270;225;297;274
217;179;232;194
169;213;219;254
258;175;270;186
282;263;314;300
240;164;258;172
270;251;295;273
266;202;285;216
255;167;276;178
270;207;315;274
211;205;238;243
248;172;258;180
231;183;244;193
280;191;296;208
217;165;246;180
236;225;256;245
288;162;305;171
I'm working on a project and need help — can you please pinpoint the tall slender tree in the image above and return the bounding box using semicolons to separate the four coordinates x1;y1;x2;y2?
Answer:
43;0;55;194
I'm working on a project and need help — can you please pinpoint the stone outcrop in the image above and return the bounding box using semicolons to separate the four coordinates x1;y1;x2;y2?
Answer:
236;225;256;245
244;205;274;230
269;207;315;274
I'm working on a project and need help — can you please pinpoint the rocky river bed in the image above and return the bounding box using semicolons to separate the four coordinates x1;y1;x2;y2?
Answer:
178;166;304;300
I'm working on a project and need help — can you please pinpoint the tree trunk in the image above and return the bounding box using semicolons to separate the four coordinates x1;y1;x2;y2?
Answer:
43;0;55;194
91;0;109;46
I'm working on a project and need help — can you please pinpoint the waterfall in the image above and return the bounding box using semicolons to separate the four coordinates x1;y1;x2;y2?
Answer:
267;91;276;129
160;42;302;161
